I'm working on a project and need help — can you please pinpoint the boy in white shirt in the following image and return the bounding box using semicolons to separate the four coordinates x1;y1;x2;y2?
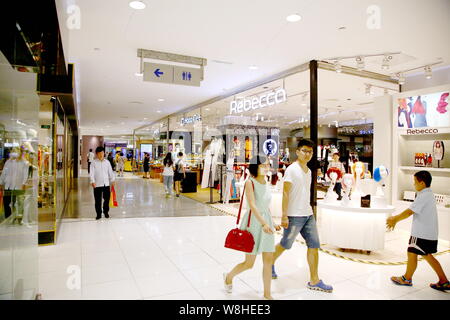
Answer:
387;170;449;291
272;139;333;293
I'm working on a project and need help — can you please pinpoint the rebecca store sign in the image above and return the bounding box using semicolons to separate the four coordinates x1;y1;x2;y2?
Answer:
230;88;287;115
406;128;439;135
181;114;201;125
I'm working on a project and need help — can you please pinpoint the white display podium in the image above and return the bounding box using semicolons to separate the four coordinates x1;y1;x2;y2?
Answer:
318;200;396;252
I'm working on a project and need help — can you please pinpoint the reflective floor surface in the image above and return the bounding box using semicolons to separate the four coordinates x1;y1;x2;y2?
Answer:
37;174;450;300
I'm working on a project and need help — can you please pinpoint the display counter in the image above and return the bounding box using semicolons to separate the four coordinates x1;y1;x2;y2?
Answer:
318;201;395;252
150;165;163;179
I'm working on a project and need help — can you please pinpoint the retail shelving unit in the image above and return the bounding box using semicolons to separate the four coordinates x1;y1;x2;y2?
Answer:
392;84;450;243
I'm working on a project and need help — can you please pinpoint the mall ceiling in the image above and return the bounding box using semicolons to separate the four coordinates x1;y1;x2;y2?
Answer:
63;0;450;136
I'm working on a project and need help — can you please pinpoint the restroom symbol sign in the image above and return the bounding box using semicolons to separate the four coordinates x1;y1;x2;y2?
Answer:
174;66;201;87
182;71;192;81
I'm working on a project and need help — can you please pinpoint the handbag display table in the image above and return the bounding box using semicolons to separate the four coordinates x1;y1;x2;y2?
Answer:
318;200;395;252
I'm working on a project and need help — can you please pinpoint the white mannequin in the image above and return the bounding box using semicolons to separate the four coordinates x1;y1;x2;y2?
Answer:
276;172;283;191
351;162;365;207
324;171;339;203
341;174;354;207
201;136;225;188
375;166;389;197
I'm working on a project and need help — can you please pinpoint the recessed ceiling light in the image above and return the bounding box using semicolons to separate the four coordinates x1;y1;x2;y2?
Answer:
157;110;161;113
129;1;146;10
249;65;258;70
135;72;143;77
286;14;302;22
158;98;165;102
205;108;210;111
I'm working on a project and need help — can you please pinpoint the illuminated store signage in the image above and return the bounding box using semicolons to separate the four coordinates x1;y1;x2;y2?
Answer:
263;139;278;156
181;114;201;125
406;128;439;135
230;88;287;115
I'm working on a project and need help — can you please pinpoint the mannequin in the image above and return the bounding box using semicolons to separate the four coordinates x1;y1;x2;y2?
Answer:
433;141;445;168
324;167;342;203
351;161;365;206
276;171;284;191
373;165;389;197
341;174;355;207
224;151;236;204
201;136;225;188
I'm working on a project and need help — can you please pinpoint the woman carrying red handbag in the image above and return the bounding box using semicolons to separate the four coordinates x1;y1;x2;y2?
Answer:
223;154;281;300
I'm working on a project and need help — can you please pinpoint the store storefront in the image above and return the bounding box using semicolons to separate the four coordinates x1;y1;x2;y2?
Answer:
133;60;449;264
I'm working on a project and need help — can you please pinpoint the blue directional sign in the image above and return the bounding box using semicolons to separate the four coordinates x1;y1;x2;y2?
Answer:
154;69;164;77
143;62;173;84
143;62;201;86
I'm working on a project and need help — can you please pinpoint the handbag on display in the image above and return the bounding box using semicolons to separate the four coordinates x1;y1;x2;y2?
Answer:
110;185;118;208
224;181;255;253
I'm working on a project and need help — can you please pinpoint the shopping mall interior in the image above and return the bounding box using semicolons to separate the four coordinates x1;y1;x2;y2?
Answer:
1;0;449;302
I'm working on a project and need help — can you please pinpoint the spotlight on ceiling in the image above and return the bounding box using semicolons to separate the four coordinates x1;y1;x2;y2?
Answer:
129;1;146;9
334;60;342;73
382;55;392;70
286;14;302;22
424;65;432;79
356;56;365;70
248;65;258;70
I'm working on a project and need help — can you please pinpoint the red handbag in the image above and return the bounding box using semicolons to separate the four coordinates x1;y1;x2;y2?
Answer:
224;181;255;253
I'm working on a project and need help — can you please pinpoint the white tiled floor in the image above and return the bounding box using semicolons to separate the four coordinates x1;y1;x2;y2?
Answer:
38;215;450;300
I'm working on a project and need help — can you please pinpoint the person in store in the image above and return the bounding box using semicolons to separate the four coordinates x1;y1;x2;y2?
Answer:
174;152;186;197
143;152;150;179
327;152;345;200
223;154;281;300
115;152;125;177
272;139;333;293
89;146;115;220
107;152;115;172
87;149;95;174
0;148;29;221
162;153;175;198
387;171;449;291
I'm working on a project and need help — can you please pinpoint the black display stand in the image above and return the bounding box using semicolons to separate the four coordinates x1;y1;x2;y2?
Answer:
181;172;197;193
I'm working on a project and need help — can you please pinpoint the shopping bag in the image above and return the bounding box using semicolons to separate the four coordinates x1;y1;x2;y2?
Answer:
224;181;254;253
110;185;118;208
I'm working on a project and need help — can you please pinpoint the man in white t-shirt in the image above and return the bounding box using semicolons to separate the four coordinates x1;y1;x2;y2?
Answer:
272;139;333;293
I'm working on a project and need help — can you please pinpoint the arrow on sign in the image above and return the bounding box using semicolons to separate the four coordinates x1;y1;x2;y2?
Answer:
154;69;164;77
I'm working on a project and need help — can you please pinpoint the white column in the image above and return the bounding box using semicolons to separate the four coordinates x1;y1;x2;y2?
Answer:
373;95;393;204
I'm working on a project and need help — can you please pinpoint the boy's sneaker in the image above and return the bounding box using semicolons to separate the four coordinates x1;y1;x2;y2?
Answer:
272;265;278;279
430;281;450;291
307;280;333;293
391;275;413;286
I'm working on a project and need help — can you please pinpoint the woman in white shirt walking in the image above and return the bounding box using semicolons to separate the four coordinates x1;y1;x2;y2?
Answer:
162;153;174;198
90;147;115;220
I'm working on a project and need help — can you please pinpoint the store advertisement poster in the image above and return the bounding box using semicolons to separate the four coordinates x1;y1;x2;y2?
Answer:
397;91;449;128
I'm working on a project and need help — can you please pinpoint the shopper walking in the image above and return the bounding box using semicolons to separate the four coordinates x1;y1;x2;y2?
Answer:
90;146;115;220
272;139;333;293
115;152;125;177
87;149;94;174
162;153;174;198
107;152;115;172
143;152;150;179
327;152;345;200
224;155;281;300
387;171;449;291
174;152;186;197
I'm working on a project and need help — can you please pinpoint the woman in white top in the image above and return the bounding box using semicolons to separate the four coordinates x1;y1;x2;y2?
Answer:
162;153;174;197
